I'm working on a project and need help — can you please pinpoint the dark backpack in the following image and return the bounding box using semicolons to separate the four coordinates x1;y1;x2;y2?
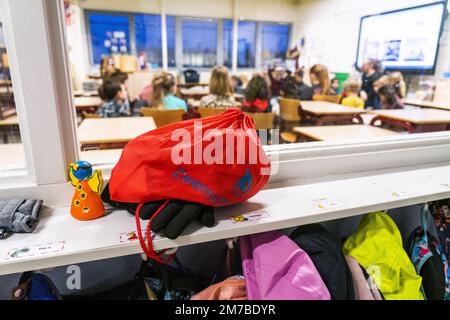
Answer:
407;206;450;300
290;224;355;300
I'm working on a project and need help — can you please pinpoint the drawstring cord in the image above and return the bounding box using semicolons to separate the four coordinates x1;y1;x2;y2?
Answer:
135;199;174;264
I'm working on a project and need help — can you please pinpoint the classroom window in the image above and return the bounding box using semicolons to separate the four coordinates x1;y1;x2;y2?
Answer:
237;21;256;68
182;18;217;68
134;14;162;68
261;23;290;65
0;23;25;176
167;15;176;68
86;12;131;65
223;19;233;68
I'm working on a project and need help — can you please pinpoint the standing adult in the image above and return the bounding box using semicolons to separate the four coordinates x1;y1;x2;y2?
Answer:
360;59;383;109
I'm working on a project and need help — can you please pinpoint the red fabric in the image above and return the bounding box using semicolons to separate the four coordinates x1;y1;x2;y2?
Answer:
242;99;268;113
109;109;270;207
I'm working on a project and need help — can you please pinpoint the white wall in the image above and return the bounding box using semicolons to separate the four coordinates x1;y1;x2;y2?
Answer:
296;0;450;77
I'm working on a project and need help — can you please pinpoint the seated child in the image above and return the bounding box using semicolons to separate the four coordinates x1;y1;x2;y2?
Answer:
200;66;237;109
329;78;341;95
149;72;187;112
241;73;270;113
281;69;314;101
341;79;364;109
96;81;130;118
378;85;404;110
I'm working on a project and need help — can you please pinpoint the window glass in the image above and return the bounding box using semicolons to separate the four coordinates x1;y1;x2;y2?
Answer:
167;15;176;68
223;19;233;68
86;12;130;65
182;18;217;68
134;14;162;68
261;23;290;64
0;23;25;175
237;21;256;68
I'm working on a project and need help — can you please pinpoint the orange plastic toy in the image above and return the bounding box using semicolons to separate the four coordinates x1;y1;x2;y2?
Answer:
69;161;105;221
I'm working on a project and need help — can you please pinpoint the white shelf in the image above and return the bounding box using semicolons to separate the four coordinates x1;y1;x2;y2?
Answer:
2;163;450;275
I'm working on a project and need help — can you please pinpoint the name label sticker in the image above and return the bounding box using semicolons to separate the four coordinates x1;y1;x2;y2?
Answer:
5;241;65;261
120;230;145;243
388;190;416;199
313;198;345;211
230;210;270;224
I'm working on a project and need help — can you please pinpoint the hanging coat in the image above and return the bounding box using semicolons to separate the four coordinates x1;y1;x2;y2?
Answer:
240;230;331;300
342;211;424;300
290;224;355;300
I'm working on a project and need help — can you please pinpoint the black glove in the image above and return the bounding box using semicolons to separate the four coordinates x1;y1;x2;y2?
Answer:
101;184;215;239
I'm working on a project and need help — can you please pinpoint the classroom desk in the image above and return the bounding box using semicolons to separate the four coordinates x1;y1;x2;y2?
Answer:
300;101;366;125
294;125;400;142
0;115;19;143
77;117;156;150
403;98;450;111
74;96;103;112
370;109;450;133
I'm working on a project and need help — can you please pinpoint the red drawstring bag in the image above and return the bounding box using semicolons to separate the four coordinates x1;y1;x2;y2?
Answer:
109;109;271;262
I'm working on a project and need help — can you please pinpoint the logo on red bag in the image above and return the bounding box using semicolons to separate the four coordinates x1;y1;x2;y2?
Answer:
234;168;253;197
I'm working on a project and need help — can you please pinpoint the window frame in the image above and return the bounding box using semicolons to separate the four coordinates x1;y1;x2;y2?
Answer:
2;0;450;209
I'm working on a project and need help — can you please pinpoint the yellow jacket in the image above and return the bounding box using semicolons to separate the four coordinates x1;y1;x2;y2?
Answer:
342;95;364;109
343;211;423;300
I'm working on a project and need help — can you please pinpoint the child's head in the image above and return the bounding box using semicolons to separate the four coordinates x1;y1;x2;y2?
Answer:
343;78;361;95
209;66;234;97
231;75;243;88
106;71;129;89
150;72;177;108
272;67;285;81
373;75;389;93
388;71;406;98
331;78;339;90
378;85;397;106
98;81;125;101
245;74;269;102
309;64;330;94
294;69;304;83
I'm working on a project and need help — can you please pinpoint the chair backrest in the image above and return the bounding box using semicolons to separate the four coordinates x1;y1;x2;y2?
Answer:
244;112;276;130
313;94;342;104
140;107;185;127
279;97;302;122
183;69;200;84
197;107;228;118
83;112;100;119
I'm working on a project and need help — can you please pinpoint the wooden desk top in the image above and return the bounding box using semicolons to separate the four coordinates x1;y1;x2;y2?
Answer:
74;96;103;109
78;117;156;145
294;125;400;141
370;109;450;124
403;98;450;111
300;101;366;115
0;115;18;126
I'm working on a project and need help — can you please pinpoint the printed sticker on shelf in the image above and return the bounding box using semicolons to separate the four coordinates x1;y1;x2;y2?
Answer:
388;190;416;199
441;183;450;189
313;198;345;211
4;241;65;261
230;210;270;224
120;230;146;243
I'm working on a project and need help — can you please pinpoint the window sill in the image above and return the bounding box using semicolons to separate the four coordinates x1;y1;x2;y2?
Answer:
2;162;450;275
